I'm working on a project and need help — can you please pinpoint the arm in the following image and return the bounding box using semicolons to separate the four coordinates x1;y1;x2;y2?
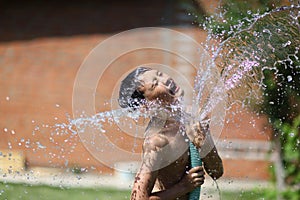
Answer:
132;165;204;200
186;122;223;180
201;131;223;180
131;135;205;200
150;166;205;200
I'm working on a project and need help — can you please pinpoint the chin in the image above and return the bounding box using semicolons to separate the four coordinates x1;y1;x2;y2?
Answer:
176;89;184;98
169;90;184;104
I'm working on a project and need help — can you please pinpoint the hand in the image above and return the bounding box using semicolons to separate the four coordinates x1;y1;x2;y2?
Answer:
180;166;205;192
185;120;209;148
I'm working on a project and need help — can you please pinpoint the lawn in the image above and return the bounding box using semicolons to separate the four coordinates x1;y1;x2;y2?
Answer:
0;182;275;200
0;182;131;200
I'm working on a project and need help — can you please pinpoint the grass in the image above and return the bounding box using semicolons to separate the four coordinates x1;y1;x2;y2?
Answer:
0;182;131;200
0;182;277;200
221;189;276;200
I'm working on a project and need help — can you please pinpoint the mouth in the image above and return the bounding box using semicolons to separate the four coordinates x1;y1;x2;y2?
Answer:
167;79;179;96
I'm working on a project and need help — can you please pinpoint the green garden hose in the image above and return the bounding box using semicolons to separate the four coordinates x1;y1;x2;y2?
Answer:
189;142;202;200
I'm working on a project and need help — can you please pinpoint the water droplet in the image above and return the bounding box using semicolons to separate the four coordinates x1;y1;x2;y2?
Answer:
36;142;46;149
282;40;291;47
287;75;292;82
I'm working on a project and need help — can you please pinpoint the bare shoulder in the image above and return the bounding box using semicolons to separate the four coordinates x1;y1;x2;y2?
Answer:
143;134;169;152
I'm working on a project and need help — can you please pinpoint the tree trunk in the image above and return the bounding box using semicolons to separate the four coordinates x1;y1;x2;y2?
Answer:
273;133;286;200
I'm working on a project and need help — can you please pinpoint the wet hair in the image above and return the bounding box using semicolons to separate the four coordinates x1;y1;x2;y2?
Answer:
118;67;151;109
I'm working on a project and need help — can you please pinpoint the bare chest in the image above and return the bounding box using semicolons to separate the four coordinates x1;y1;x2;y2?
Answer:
156;149;190;188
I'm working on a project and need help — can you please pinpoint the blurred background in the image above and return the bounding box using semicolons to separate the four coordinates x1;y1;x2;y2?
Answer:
0;0;298;199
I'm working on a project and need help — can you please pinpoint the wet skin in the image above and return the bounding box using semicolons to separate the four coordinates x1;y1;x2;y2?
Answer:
137;70;184;105
130;69;223;200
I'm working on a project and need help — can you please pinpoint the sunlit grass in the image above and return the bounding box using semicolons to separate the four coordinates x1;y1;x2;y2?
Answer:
0;182;278;200
221;189;276;200
0;182;131;200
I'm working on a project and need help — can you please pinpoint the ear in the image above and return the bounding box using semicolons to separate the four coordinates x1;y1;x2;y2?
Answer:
137;85;145;93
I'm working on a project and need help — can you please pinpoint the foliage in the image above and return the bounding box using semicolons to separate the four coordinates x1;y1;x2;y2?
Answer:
262;34;300;197
201;0;283;39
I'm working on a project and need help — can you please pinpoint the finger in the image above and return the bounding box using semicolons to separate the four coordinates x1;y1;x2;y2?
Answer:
193;177;205;182
197;171;205;176
189;166;203;173
192;123;198;130
191;171;204;178
193;178;205;185
194;180;204;187
191;173;200;178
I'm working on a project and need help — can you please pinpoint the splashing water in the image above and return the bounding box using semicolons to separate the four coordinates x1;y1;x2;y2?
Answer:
40;7;299;198
190;4;299;199
1;3;299;200
52;5;300;154
192;5;300;124
54;102;189;136
218;5;299;103
54;109;128;135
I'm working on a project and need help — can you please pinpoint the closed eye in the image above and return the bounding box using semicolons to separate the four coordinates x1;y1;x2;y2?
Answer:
152;79;158;89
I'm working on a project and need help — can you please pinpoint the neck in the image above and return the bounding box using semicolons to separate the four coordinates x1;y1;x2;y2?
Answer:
153;104;183;119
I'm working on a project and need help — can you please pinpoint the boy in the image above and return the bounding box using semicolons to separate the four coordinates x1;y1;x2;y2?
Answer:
118;67;223;200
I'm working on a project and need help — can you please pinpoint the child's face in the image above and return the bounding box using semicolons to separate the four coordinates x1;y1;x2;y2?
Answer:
137;69;184;104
